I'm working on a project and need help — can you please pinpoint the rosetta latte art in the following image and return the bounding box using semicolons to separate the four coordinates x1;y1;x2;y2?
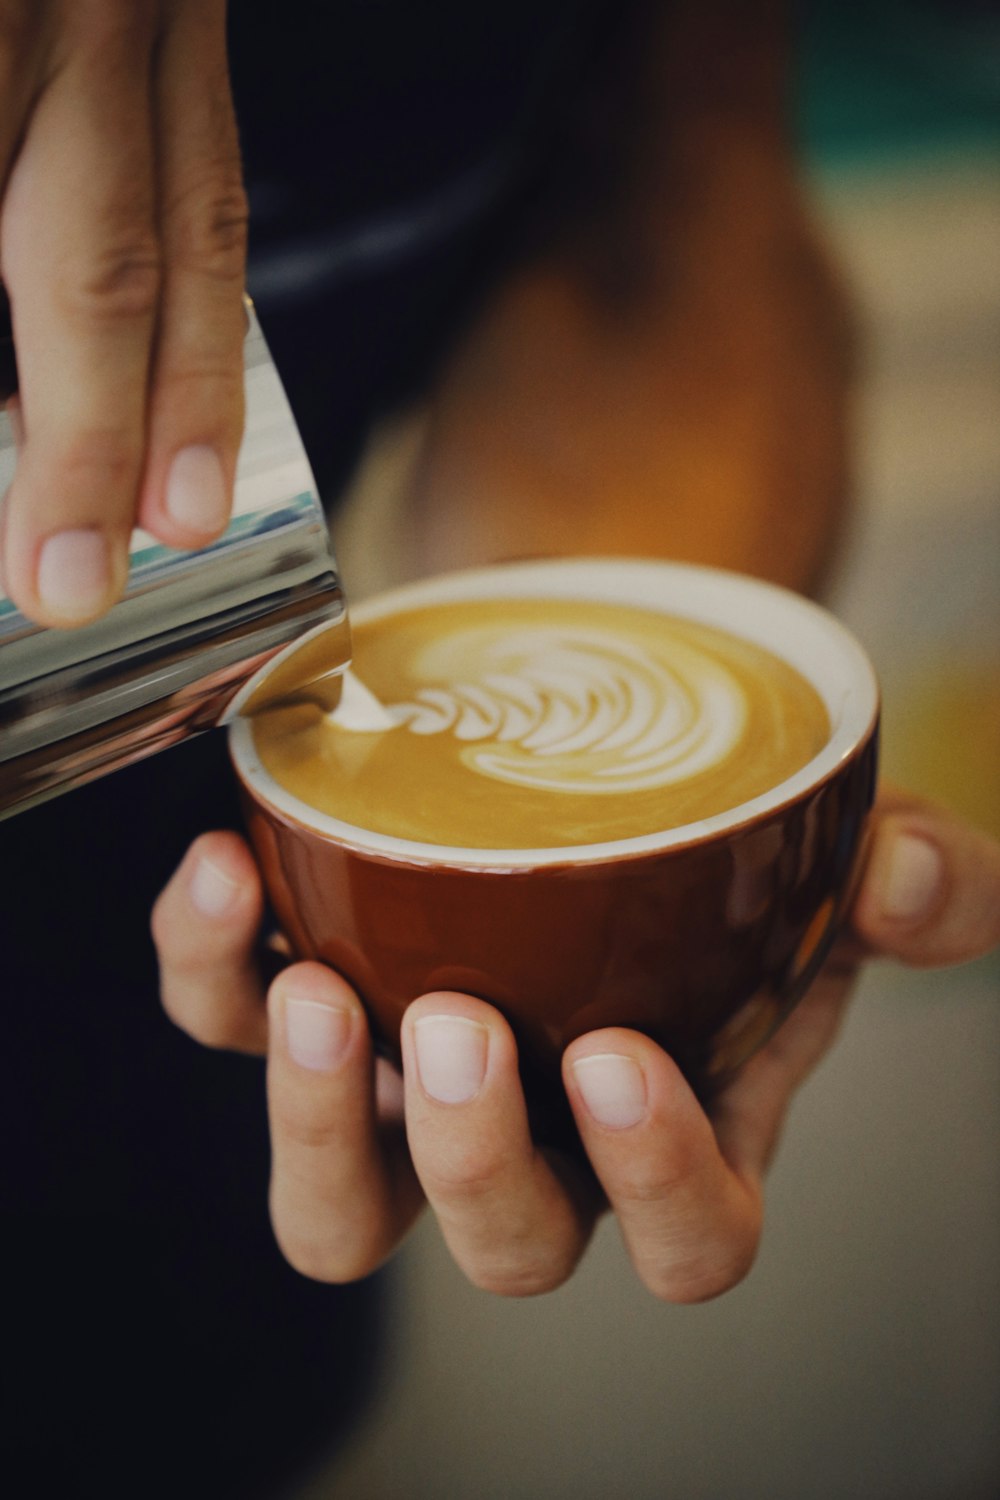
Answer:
253;598;831;848
385;629;749;795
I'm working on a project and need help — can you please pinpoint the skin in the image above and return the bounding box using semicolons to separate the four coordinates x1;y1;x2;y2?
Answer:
0;0;246;627
348;1;853;601
152;791;1000;1299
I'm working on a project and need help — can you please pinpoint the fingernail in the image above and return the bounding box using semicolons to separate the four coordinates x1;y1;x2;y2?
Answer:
880;832;943;922
189;855;242;917
165;445;229;533
285;998;351;1072
414;1015;489;1104
572;1053;647;1129
37;528;110;621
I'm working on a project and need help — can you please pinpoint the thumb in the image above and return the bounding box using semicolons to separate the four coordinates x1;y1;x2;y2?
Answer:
852;801;1000;968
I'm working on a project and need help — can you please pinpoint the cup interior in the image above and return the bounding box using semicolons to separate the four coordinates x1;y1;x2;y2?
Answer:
229;558;879;867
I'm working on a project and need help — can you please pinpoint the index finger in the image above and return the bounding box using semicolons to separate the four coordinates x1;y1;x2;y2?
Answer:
135;0;247;548
152;830;268;1054
0;5;159;625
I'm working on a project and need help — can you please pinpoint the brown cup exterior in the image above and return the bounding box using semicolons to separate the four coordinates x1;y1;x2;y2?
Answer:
236;722;877;1105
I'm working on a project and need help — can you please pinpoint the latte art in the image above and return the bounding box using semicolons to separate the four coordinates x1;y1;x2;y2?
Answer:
253;598;831;849
386;630;748;796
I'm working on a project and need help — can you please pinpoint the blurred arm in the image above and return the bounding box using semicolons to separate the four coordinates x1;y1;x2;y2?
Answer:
336;0;852;600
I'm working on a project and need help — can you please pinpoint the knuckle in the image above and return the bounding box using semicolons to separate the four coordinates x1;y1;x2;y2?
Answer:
59;238;162;326
168;173;249;282
57;427;140;489
616;1153;705;1208
271;1213;384;1286
153;939;227;987
643;1236;759;1305
72;0;156;55
157;357;246;414
270;1225;338;1283
421;1140;507;1201
157;980;233;1052
465;1247;576;1299
270;1100;338;1154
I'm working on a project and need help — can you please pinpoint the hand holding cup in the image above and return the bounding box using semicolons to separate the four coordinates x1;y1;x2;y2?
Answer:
153;557;1000;1297
152;789;1000;1298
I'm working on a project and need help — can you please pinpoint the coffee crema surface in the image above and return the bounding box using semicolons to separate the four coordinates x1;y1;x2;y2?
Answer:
252;599;831;849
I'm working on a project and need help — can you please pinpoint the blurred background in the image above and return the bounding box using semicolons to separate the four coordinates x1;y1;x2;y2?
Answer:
286;5;999;1497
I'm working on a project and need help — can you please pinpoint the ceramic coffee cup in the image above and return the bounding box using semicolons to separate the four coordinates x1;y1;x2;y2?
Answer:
229;558;879;1110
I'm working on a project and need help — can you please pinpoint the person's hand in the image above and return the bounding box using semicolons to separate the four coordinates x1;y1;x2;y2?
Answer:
0;1;246;627
151;791;1000;1299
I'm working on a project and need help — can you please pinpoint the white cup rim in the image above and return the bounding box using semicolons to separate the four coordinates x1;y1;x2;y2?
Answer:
229;557;879;869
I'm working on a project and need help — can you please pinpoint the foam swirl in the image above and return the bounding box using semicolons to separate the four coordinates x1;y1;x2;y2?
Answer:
386;628;748;795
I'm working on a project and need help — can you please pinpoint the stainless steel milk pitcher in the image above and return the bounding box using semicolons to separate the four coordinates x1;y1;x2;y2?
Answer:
0;300;350;819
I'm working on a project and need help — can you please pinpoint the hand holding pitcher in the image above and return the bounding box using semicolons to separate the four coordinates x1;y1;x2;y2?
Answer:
0;0;246;628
